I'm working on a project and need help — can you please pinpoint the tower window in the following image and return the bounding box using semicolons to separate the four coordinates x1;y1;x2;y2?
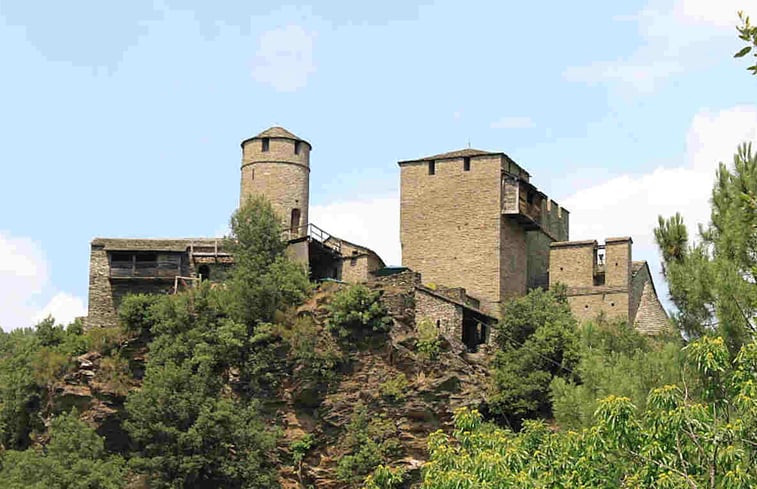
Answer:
262;138;270;152
290;208;301;235
428;160;436;175
463;157;471;171
294;141;301;155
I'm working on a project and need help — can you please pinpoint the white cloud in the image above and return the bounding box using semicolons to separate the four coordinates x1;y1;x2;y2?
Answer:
33;292;87;326
563;0;743;95
490;116;535;129
310;194;401;266
562;105;757;309
0;232;84;331
252;24;316;92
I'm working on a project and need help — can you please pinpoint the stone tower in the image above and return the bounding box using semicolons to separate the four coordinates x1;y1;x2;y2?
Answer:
398;148;568;315
240;126;311;237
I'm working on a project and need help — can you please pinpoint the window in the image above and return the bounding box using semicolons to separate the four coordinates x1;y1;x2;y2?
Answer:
262;138;270;152
294;141;301;155
463;157;471;171
251;168;254;180
110;252;132;265
428;160;435;175
290;208;301;235
526;190;535;204
198;264;210;281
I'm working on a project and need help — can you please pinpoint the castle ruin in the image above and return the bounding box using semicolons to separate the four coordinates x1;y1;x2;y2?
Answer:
85;126;670;343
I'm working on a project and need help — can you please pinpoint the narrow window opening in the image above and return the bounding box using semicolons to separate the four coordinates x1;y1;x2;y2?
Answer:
463;157;471;171
251;168;255;180
428;160;435;175
294;141;301;155
262;138;270;152
436;319;441;328
290;208;301;235
526;190;535;204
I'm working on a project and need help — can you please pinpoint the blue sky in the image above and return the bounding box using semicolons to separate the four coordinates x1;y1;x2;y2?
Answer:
0;0;755;329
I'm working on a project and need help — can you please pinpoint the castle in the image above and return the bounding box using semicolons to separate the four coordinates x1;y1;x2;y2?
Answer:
85;126;669;346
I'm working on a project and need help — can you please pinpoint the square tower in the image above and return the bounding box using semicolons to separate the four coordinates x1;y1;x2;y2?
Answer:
398;148;568;315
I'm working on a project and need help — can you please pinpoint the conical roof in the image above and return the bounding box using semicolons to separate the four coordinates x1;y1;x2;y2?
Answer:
242;126;311;149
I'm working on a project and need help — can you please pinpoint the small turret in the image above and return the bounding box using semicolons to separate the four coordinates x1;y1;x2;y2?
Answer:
240;127;311;238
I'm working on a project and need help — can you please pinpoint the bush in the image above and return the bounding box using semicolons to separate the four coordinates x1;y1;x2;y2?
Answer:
117;294;162;336
415;318;442;361
364;465;408;489
291;433;314;468
326;285;392;339
379;373;410;402
336;402;401;484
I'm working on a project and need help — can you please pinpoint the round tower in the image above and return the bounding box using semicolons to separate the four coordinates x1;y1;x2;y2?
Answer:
240;126;311;238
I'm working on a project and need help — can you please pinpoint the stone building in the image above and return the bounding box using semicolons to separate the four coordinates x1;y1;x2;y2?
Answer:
85;127;384;329
398;148;568;315
86;125;669;337
549;237;670;334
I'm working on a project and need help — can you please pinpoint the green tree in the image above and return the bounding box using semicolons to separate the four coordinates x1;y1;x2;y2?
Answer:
225;195;311;326
0;411;125;489
550;319;682;430
488;288;581;427
655;144;757;350
421;336;757;488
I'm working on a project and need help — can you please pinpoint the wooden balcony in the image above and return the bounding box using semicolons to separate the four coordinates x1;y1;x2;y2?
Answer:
502;174;543;230
109;251;187;280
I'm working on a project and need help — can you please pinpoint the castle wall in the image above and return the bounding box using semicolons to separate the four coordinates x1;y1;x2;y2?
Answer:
400;154;503;313
566;290;629;323
549;240;596;288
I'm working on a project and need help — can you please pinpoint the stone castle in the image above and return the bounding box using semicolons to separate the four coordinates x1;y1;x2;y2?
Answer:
85;126;669;347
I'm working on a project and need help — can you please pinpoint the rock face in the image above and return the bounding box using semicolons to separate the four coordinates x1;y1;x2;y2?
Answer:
272;284;493;488
56;282;493;489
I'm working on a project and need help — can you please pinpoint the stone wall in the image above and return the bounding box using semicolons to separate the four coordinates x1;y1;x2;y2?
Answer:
566;289;629;323
400;154;503;314
85;245;117;330
549;240;596;288
415;288;464;344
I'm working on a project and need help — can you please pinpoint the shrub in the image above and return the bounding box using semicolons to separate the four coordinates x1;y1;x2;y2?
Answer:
291;433;314;468
326;285;392;339
415;318;442;361
364;465;408;489
379;373;410;402
117;294;162;336
336;402;401;483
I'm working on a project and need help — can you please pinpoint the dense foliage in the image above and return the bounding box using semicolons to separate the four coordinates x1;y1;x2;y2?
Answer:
550;320;682;429
422;335;757;488
0;410;125;489
488;287;581;427
326;284;392;339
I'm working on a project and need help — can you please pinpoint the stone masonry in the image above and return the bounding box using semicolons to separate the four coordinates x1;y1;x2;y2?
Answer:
398;148;568;316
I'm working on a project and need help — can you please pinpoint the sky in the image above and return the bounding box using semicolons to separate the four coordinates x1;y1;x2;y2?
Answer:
0;0;755;330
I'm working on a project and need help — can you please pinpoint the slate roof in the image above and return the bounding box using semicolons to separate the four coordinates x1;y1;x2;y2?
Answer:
399;148;501;163
242;126;312;148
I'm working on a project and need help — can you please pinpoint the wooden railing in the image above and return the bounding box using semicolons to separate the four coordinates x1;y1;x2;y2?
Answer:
282;223;342;254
